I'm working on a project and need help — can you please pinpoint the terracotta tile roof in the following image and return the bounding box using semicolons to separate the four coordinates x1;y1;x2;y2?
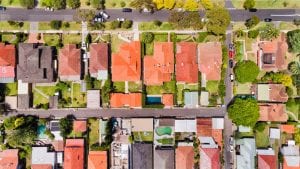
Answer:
88;151;107;169
89;43;108;73
175;146;194;169
176;42;198;83
198;42;222;81
197;118;212;137
212;129;223;149
259;104;288;122
64;139;84;169
111;41;141;82
73;120;87;133
31;164;52;169
51;140;64;152
269;84;288;102
200;148;221;169
0;43;15;79
258;155;277;169
0;149;19;169
144;42;174;85
162;94;173;107
59;44;81;77
280;125;295;134
110;93;142;108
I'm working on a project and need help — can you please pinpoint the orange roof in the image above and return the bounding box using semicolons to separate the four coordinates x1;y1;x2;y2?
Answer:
88;151;107;169
111;41;141;82
200;148;220;169
162;94;173;107
31;164;52;169
73;120;87;132
0;43;16;79
269;84;288;102
0;149;19;169
64;139;84;169
198;42;222;81
280;125;295;134
144;42;174;85
259;104;288;122
59;44;81;77
51;140;64;152
212;129;223;149
197;118;212;137
175;146;194;169
110;93;142;108
176;42;198;83
258;155;277;169
89;43;108;73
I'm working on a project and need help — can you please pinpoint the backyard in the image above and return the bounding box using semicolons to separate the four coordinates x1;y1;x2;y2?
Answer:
113;82;125;92
5;83;17;96
133;132;153;142
88;118;99;148
255;127;270;148
43;34;61;46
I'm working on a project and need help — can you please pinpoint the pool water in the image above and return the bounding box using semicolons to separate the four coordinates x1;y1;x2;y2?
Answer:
37;125;47;139
146;96;162;104
156;127;172;136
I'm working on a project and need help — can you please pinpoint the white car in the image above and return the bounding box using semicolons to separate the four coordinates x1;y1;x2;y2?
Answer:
229;145;234;152
117;18;125;22
100;11;109;19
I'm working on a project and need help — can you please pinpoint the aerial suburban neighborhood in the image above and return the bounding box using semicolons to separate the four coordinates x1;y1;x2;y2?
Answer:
0;0;300;169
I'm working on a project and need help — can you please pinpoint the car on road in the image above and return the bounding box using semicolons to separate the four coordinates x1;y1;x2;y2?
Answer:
229;50;235;59
229;145;234;152
229;43;234;51
264;18;272;22
229;59;234;68
117;18;125;22
122;8;132;12
94;17;104;22
100;11;109;19
0;6;6;11
230;74;234;82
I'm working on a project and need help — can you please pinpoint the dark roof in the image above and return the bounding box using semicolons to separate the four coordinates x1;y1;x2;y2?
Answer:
17;43;54;83
49;96;58;109
17;94;30;109
154;148;175;169
132;143;153;169
50;121;60;131
159;118;175;126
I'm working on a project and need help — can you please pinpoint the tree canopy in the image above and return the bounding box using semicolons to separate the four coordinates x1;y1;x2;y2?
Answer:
168;11;203;30
243;0;255;10
245;15;260;28
59;115;74;138
287;29;300;53
74;9;96;22
206;7;231;35
200;0;213;10
184;0;199;11
261;72;293;87
20;0;35;8
260;24;280;40
228;98;259;127
67;0;80;9
141;32;154;43
234;60;260;83
130;0;156;12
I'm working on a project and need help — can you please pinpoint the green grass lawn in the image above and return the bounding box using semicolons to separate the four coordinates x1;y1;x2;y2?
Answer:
60;82;86;107
0;21;29;31
133;132;153;142
0;0;21;7
145;42;154;55
177;84;184;103
39;22;81;31
157;138;174;145
146;85;163;95
113;82;125;92
279;22;299;30
68;130;83;138
235;82;252;95
5;83;17;96
43;34;61;46
105;0;131;8
128;81;142;92
111;34;126;53
1;34;18;44
154;33;169;42
33;86;56;106
163;80;176;93
255;127;270;148
206;81;219;94
245;36;255;52
286;99;299;120
232;0;300;8
63;34;82;45
88;118;99;147
139;22;174;31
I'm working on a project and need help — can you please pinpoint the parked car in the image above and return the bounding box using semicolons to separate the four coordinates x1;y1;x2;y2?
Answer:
0;6;6;11
229;145;234;152
117;18;125;22
230;74;234;82
45;7;54;11
100;11;109;19
229;50;235;59
122;8;132;12
229;59;234;68
264;18;272;22
228;43;234;51
229;136;234;145
94;17;104;22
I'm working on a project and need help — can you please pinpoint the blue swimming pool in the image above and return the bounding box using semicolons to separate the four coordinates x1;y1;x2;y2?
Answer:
146;96;162;104
37;125;47;139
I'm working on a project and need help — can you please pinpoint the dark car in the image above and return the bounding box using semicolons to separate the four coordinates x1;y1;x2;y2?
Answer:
229;59;234;68
122;8;132;12
249;8;257;12
229;43;234;51
0;6;6;11
264;18;272;22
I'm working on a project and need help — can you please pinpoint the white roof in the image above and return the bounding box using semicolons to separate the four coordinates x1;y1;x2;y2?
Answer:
131;118;153;132
257;84;270;101
236;138;256;169
175;119;196;132
256;148;275;155
17;80;28;94
212;118;224;129
200;91;209;106
270;128;280;139
5;96;17;109
199;136;218;148
87;90;101;108
285;156;300;167
238;125;251;132
31;147;56;166
56;152;63;164
281;145;300;156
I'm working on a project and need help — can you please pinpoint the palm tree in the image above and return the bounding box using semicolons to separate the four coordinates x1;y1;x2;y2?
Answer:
288;61;300;74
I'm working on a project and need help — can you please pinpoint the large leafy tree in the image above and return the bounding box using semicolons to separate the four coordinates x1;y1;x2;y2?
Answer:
243;0;255;10
287;29;300;53
20;0;35;8
59;115;74;138
164;0;175;9
200;0;213;10
184;0;199;11
234;60;259;83
228;98;259;127
74;9;96;22
206;7;231;35
245;15;260;28
67;0;80;9
260;24;280;40
168;11;203;30
130;0;156;12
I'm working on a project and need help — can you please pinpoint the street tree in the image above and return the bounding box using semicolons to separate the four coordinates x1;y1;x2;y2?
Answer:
59;115;74;138
243;0;255;10
74;9;96;22
50;20;62;30
188;12;204;30
121;20;133;29
91;0;104;9
184;0;199;11
206;7;231;35
260;24;280;40
130;0;156;12
228;98;259;127
234;60;259;83
153;0;164;10
245;15;260;28
67;0;80;9
20;0;35;8
200;0;213;10
248;29;259;39
110;21;121;29
52;0;66;9
287;29;300;53
164;0;175;9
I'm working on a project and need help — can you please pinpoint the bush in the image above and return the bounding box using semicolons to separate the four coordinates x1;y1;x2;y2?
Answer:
111;2;116;7
120;1;126;7
286;86;294;97
234;60;260;83
287;29;300;53
248;29;259;39
50;20;62;30
254;122;267;132
110;21;120;29
141;32;154;43
245;15;260;28
63;22;70;28
153;20;162;27
121;20;133;29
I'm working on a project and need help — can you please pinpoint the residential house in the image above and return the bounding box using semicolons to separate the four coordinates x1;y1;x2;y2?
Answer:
17;43;54;83
17;80;31;109
64;139;84;169
174;119;196;133
132;143;153;169
236;138;256;169
111;41;141;82
280;124;295;134
0;149;19;169
197;118;223;148
110;93;142;108
259;104;288;122
88;151;107;169
176;144;194;169
200;147;221;169
270;128;280;139
257;148;277;169
257;33;288;71
281;141;300;169
256;84;288;102
198;42;222;84
176;42;198;83
131;118;153;132
144;42;174;85
59;44;81;81
184;91;199;108
111;142;130;169
31;147;56;169
0;43;15;83
73;120;87;133
89;43;108;80
87;90;101;108
162;94;174;108
154;148;175;169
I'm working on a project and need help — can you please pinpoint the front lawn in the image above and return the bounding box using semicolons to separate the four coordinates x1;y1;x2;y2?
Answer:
88;118;99;147
111;34;126;53
33;86;56;106
39;22;81;31
176;84;184;104
0;0;21;7
0;21;29;31
60;82;87;108
5;83;17;96
206;81;219;94
1;34;18;44
128;81;142;92
113;82;125;92
279;22;299;30
235;82;252;95
63;34;82;45
255;127;270;148
133;132;153;142
139;22;174;31
43;34;61;46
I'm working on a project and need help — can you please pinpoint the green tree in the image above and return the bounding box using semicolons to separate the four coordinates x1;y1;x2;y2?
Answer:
141;32;154;43
121;20;133;29
248;29;259;39
260;24;280;40
287;29;300;53
50;20;62;30
74;9;96;22
14;117;25;128
67;0;80;8
7;128;37;147
110;21;121;29
206;7;231;35
184;0;199;11
120;1;126;7
168;11;185;28
164;0;175;9
91;0;101;9
20;0;35;8
245;15;260;28
52;0;66;9
59;115;74;138
188;12;204;30
200;0;213;10
228;98;259;127
254;122;267;132
243;0;255;10
3;116;16;130
130;0;156;12
234;60;259;83
153;20;162;26
288;61;300;74
261;72;293;87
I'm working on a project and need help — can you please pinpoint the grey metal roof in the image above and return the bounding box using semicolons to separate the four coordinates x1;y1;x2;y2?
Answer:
154;148;174;169
132;143;153;169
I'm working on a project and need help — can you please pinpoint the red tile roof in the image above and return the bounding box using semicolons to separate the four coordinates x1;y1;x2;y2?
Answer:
51;140;64;152
0;43;15;78
89;43;108;73
200;148;221;169
176;42;198;83
198;42;222;81
176;146;194;169
280;125;295;134
269;84;288;102
110;93;142;108
258;155;277;169
64;139;84;169
73;120;87;133
59;44;81;77
197;118;212;137
162;94;174;107
111;41;141;82
88;151;107;169
0;149;19;169
144;42;174;85
259;104;288;122
31;164;52;169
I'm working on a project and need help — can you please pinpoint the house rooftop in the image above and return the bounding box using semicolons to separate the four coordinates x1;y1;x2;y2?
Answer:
176;146;194;169
89;43;108;80
132;143;153;169
0;149;19;169
259;104;288;122
110;93;142;108
0;43;15;83
88;151;107;169
184;92;199;108
31;147;55;167
258;154;277;169
154;148;175;169
59;44;81;81
200;147;220;169
131;118;153;132
64;139;84;169
174;119;196;133
73;120;87;133
236;138;256;169
257;84;288;102
280;124;295;134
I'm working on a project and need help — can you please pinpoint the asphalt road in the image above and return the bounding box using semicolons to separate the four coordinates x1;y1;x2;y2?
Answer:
0;8;299;22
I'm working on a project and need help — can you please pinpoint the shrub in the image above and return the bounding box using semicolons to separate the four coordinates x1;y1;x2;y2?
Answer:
248;29;259;39
153;20;162;27
111;2;116;7
254;122;267;132
245;15;260;28
63;22;70;28
197;32;207;42
141;32;154;43
121;20;133;29
286;86;294;97
110;21;120;29
50;20;62;30
120;1;126;7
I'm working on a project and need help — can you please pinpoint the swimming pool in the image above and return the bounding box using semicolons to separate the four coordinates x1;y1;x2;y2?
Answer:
155;127;172;136
37;125;47;139
146;96;162;104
